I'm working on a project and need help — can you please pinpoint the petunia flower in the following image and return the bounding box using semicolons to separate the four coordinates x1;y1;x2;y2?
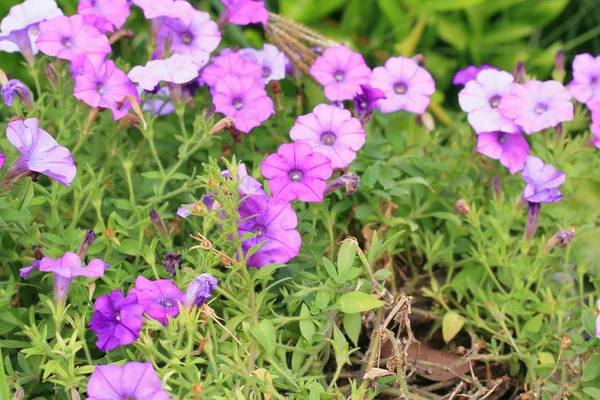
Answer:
138;86;175;116
81;13;116;35
590;103;600;148
290;104;365;169
239;44;286;84
74;58;139;121
237;195;301;268
155;10;221;67
310;45;371;102
596;300;600;338
2;79;33;108
568;53;600;105
130;276;185;325
78;0;130;32
453;64;499;86
476;131;530;174
87;362;170;400
200;51;262;88
184;273;218;308
36;15;111;62
458;69;518;134
354;84;386;123
211;74;274;133
222;162;267;197
89;290;144;352
3;118;76;187
370;56;435;114
128;54;200;91
325;172;360;196
131;0;194;25
0;0;63;65
261;142;333;202
219;0;268;27
0;152;5;170
498;80;573;135
162;252;182;277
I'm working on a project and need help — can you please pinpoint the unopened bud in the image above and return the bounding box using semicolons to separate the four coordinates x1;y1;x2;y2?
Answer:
513;62;526;83
70;388;81;400
76;230;95;259
208;117;235;136
412;53;426;67
325;172;360;196
149;209;168;237
12;388;24;400
203;105;216;121
45;64;59;89
162;252;182;277
554;50;565;82
416;112;435;131
493;176;502;200
33;245;44;260
455;199;471;215
543;227;575;253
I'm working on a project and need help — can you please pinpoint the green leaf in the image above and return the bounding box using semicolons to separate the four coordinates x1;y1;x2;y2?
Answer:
41;232;67;246
581;309;597;337
583;388;600;398
362;163;380;188
141;171;163;180
373;269;392;281
522;314;544;333
251;320;276;357
337;239;358;277
436;16;469;51
343;312;361;346
339;292;384;314
584;355;600;382
480;23;536;46
407;0;485;12
279;0;347;23
538;352;555;365
299;304;316;343
322;257;338;280
442;311;465;343
115;238;139;256
396;177;433;190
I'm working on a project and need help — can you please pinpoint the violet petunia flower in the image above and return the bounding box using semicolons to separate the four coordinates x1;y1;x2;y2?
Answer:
569;54;600;105
78;0;130;32
220;0;269;27
36;15;111;62
354;84;386;123
87;362;170;400
81;14;115;35
498;80;573;135
74;58;139;121
261;142;333;202
458;69;518;134
310;45;371;102
290;104;366;169
239;44;286;84
222;162;267;197
590;104;600;149
185;273;218;308
4;118;76;187
476;131;530;174
237;195;301;268
155;11;221;67
89;290;144;352
453;65;499;86
132;0;194;25
2;79;33;108
128;54;199;91
130;276;185;325
200;51;262;88
0;0;63;65
211;74;274;133
370;56;435;114
0;152;4;170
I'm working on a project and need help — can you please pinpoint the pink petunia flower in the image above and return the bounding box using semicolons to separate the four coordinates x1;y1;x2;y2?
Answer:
200;51;262;88
130;276;185;326
290;104;365;169
569;54;600;105
458;69;518;134
78;0;130;32
36;15;111;62
261;142;333;202
220;0;269;27
309;45;371;102
81;14;115;35
498;80;573;135
476;131;530;174
211;74;274;133
370;56;435;114
87;362;169;400
589;103;600;148
0;152;5;170
238;44;287;83
453;65;499;86
128;54;199;91
131;0;194;25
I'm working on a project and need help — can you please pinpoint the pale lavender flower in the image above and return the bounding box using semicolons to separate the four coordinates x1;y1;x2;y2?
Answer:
0;152;5;170
200;51;262;88
476;131;530;174
2;79;33;108
86;362;169;400
569;54;600;105
220;0;268;27
138;86;175;116
128;54;200;91
185;273;217;308
239;44;286;83
78;0;130;32
453;65;499;86
131;0;194;25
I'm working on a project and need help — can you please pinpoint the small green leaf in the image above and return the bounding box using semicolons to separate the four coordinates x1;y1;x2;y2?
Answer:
584;388;600;398
442;311;465;343
581;309;597;337
373;269;392;281
337;239;358;277
115;239;139;256
522;314;544;333
343;312;361;346
322;257;338;280
584;354;600;382
141;171;163;180
339;292;384;314
251;320;276;357
299;304;316;343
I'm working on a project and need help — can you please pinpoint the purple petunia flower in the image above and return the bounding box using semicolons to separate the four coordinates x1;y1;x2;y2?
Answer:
590;103;600;148
89;290;144;352
185;273;218;308
4;118;76;187
200;51;262;88
458;69;518;134
310;45;371;102
290;104;365;169
354;84;386;122
0;152;5;170
87;362;169;400
569;54;600;105
74;58;139;121
220;0;268;27
155;11;221;67
453;65;499;86
128;54;199;91
138;86;175;116
370;56;435;114
78;0;130;33
130;276;185;325
132;0;194;25
237;195;301;268
476;131;530;174
2;79;33;108
212;74;274;133
261;142;333;202
498;80;573;135
239;44;286;84
36;15;111;62
0;0;63;65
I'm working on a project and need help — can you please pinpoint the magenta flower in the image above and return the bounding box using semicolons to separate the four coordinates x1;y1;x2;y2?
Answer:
184;273;218;308
0;0;63;64
453;65;499;86
128;54;199;91
87;362;169;400
132;0;194;24
74;58;139;121
220;0;268;27
4;118;76;187
370;56;435;114
212;74;274;133
590;104;600;148
81;13;115;35
78;0;130;32
239;44;286;83
354;84;386;122
36;15;111;62
200;51;262;88
89;290;144;352
0;152;5;170
498;80;573;135
310;45;371;102
237;195;301;268
2;79;33;108
476;131;530;174
261;142;333;202
130;276;185;325
458;69;518;134
156;11;221;67
290;104;365;169
569;54;600;105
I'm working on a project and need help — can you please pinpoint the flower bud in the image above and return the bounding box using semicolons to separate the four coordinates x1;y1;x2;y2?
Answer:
185;273;218;308
208;117;235;136
203;104;216;121
543;228;575;252
45;64;59;89
493;176;502;200
513;62;526;83
12;388;24;400
554;50;565;83
2;79;34;109
162;252;182;277
149;209;168;237
525;202;541;241
455;199;471;215
325;173;360;196
33;245;44;261
76;230;95;260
